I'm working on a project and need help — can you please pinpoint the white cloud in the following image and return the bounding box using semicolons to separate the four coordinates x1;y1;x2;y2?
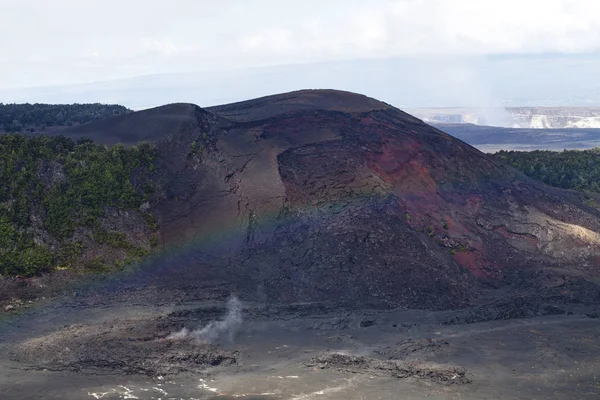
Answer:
0;0;599;88
141;39;195;57
235;0;600;58
238;29;293;53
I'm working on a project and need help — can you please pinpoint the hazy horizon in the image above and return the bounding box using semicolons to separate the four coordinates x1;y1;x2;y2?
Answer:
2;1;600;109
2;54;600;110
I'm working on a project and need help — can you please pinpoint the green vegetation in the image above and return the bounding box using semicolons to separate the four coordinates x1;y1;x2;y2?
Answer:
188;133;208;157
85;257;109;273
426;226;434;237
0;134;158;276
0;216;54;276
0;103;131;132
450;243;469;256
190;140;199;156
95;230;131;249
495;148;600;194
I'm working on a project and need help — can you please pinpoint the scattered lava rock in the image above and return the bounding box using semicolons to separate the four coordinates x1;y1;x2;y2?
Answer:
327;334;355;344
375;338;451;360
360;320;376;328
305;352;470;385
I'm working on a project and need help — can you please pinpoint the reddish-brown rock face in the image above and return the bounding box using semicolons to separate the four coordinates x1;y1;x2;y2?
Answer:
63;90;600;309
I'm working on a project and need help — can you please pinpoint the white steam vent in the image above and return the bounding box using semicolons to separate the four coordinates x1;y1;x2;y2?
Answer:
167;296;243;344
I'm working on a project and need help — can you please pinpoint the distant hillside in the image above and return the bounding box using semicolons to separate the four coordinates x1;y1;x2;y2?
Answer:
434;123;600;152
0;103;131;133
53;103;207;146
2;90;600;312
410;107;600;129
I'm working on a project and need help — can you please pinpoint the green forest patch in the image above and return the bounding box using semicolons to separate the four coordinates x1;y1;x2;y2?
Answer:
495;148;600;207
0;134;157;276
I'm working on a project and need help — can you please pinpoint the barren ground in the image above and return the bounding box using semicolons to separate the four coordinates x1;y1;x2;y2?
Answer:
1;291;599;400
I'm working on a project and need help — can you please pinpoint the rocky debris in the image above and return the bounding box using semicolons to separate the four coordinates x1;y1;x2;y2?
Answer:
304;352;470;385
0;271;79;310
11;318;239;376
375;338;451;361
99;207;155;252
1;298;39;313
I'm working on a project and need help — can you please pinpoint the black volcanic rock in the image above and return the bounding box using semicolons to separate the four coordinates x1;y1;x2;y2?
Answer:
206;89;395;121
61;90;600;309
55;103;204;145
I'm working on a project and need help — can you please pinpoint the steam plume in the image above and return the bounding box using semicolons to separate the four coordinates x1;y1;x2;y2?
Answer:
167;296;242;343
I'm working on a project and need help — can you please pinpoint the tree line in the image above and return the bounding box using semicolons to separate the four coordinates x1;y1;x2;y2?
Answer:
494;148;600;194
0;103;131;132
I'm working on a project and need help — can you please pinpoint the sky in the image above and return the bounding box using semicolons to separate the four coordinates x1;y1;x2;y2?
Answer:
1;0;600;107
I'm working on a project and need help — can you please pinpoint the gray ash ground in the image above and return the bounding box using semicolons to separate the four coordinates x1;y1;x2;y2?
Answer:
2;292;600;400
10;319;239;376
